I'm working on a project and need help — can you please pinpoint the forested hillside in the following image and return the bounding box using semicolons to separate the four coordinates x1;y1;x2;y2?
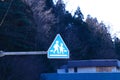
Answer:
0;0;119;80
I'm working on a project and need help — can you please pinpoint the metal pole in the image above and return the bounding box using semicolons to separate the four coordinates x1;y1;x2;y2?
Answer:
0;51;47;57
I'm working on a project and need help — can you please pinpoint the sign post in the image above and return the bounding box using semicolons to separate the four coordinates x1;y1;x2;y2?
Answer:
0;51;47;57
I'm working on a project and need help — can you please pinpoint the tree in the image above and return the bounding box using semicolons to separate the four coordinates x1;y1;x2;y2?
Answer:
74;7;84;20
73;6;84;25
0;0;37;51
55;0;65;15
114;37;120;59
85;15;117;59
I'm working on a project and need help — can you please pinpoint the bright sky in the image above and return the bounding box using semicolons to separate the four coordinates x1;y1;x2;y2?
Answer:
53;0;120;38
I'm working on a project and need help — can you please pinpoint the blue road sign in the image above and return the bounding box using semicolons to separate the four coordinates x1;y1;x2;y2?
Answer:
47;34;69;59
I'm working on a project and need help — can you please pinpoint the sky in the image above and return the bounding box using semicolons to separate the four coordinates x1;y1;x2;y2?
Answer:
53;0;120;38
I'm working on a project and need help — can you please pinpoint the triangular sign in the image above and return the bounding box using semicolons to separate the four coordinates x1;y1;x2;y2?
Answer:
47;34;69;59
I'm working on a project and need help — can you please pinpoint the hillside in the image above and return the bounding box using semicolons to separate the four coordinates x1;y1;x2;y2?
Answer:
0;0;119;80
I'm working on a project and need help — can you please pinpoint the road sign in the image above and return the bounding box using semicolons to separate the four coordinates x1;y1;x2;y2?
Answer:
47;34;69;59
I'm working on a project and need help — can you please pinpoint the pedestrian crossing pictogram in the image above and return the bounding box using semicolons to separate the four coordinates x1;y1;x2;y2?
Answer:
47;34;69;59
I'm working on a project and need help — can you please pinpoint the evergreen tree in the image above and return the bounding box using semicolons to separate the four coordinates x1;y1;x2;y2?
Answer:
74;7;84;20
73;6;84;25
0;0;36;51
114;37;120;59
